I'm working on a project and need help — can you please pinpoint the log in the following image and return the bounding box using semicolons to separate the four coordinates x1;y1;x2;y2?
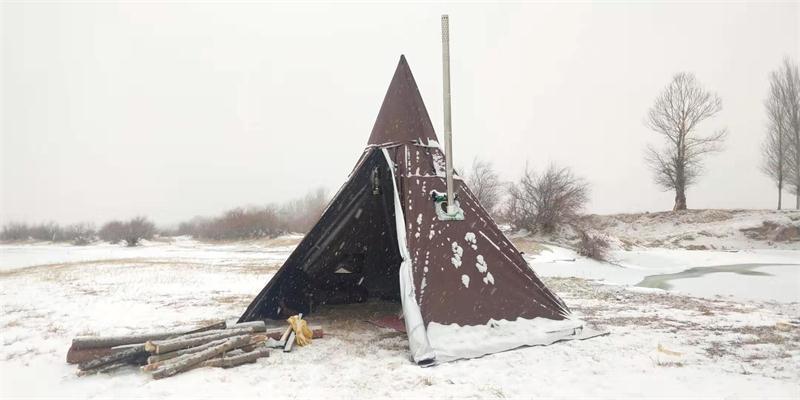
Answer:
143;338;230;371
144;335;267;371
270;327;323;341
67;322;226;364
77;361;129;376
185;321;228;334
283;331;296;352
151;335;250;380
229;321;267;331
71;321;226;350
202;348;269;368
279;326;292;343
69;327;322;364
141;322;266;354
145;327;258;354
67;347;119;365
220;326;321;342
69;345;152;366
139;321;263;354
146;337;229;365
78;345;148;371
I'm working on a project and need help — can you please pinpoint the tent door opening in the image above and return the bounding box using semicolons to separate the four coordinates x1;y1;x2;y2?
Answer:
238;149;404;321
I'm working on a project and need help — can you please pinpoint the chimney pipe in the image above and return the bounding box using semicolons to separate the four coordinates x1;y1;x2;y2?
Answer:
441;14;455;215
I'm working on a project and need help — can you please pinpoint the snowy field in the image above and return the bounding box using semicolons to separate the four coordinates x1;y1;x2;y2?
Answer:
1;233;799;399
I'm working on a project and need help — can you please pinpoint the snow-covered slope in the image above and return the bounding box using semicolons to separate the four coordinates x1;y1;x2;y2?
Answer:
545;209;800;250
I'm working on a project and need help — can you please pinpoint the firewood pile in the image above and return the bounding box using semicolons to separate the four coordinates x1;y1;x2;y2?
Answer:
67;316;322;379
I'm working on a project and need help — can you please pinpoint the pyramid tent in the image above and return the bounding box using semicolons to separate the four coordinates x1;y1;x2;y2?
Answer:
239;55;586;364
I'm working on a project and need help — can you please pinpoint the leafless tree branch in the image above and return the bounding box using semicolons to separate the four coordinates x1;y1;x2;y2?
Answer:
644;72;726;210
505;164;590;234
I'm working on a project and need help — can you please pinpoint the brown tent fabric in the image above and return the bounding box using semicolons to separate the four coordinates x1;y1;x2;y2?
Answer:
239;55;585;364
368;55;438;146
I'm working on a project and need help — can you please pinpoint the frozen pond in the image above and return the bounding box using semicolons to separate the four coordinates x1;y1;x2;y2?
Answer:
637;263;800;302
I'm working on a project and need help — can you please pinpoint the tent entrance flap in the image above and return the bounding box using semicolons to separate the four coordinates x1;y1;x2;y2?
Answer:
238;149;403;321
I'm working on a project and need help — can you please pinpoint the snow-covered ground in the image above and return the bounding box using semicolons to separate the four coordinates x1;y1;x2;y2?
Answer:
1;232;799;398
532;245;800;302
578;209;800;250
0;235;301;272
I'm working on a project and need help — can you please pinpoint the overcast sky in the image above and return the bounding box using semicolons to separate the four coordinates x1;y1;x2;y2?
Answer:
2;2;799;226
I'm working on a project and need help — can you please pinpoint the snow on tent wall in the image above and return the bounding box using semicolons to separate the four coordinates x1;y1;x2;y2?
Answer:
382;147;435;364
427;317;585;363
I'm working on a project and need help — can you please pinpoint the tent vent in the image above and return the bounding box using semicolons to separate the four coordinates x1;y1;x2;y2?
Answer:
431;190;464;221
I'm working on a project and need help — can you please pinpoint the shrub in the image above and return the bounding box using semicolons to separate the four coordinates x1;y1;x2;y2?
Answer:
1;221;94;244
466;157;503;217
64;223;96;245
99;221;125;244
122;217;156;247
577;230;610;261
506;164;590;234
277;188;328;233
1;223;30;241
29;222;64;241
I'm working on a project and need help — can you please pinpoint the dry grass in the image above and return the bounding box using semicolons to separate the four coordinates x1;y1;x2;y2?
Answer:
542;276;799;378
212;294;251;306
509;237;548;256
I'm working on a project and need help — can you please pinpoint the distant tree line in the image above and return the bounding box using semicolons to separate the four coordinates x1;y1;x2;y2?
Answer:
0;222;97;245
0;188;328;246
1;217;156;247
174;188;327;241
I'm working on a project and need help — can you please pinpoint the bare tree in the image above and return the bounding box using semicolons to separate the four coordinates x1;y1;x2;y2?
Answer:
506;164;590;234
99;220;126;244
2;221;95;244
770;58;800;209
1;223;30;241
466;157;502;216
278;187;328;233
645;72;727;211
762;68;791;209
64;223;96;245
576;230;610;261
122;216;156;247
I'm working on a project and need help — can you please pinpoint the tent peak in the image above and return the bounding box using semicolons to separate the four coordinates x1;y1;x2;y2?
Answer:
368;56;438;146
